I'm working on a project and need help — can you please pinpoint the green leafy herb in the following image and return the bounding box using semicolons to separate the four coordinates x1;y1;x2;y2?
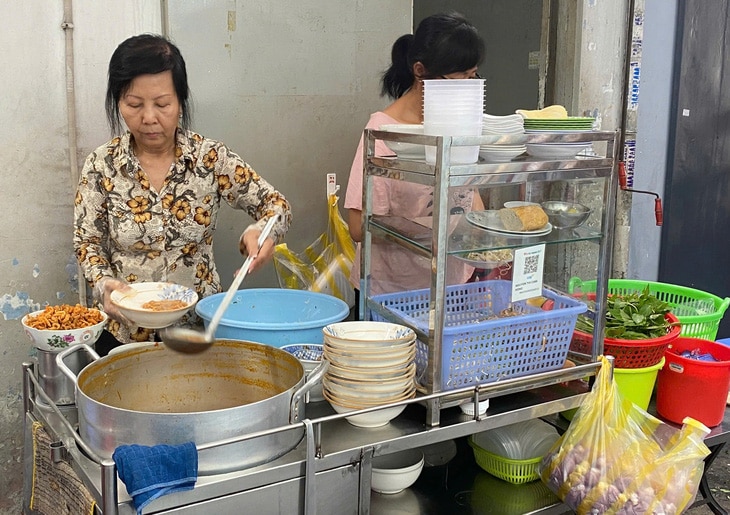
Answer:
575;285;673;340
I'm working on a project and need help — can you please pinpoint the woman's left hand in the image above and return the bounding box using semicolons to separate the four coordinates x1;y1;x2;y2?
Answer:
238;228;275;274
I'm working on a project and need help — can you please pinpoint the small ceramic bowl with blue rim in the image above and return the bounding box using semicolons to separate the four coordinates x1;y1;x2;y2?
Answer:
281;343;325;402
110;282;198;329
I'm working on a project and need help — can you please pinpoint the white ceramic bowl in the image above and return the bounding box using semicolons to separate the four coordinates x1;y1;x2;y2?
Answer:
324;375;415;401
323;344;415;368
327;360;414;380
371;449;425;494
22;308;107;351
326;365;415;389
323;337;414;355
323;322;416;348
379;124;425;159
322;386;416;409
326;394;408;428
324;384;415;406
280;344;325;402
479;148;526;163
110;282;198;329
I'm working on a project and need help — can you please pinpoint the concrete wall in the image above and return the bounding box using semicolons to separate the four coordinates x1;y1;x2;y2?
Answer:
413;0;543;115
0;2;408;511
628;0;678;279
1;0;667;510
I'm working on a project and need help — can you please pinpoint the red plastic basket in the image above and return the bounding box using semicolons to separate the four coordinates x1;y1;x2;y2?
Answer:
570;312;681;368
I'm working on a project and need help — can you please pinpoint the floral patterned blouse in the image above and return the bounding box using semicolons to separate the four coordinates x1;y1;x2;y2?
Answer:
74;128;291;342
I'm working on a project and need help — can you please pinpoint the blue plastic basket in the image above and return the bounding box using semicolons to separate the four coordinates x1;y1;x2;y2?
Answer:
371;280;587;391
195;288;349;347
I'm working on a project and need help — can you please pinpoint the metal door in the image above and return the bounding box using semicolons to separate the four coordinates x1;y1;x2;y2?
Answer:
660;0;730;338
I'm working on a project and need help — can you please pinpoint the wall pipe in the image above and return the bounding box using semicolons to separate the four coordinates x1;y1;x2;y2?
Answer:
62;0;87;305
618;0;663;226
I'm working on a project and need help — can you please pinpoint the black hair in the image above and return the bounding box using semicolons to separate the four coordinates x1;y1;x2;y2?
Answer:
105;34;191;135
381;12;485;99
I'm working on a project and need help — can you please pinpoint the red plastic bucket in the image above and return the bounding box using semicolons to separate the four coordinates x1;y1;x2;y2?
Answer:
656;337;730;426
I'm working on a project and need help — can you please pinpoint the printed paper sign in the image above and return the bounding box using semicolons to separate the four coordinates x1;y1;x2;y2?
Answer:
511;244;546;302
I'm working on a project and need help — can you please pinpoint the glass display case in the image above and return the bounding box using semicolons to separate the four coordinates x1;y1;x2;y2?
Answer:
360;128;619;426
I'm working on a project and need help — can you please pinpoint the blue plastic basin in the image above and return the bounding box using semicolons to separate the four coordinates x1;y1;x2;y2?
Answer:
195;288;349;347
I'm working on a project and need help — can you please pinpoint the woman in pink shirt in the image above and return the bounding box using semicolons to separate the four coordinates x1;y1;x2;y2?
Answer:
344;12;485;314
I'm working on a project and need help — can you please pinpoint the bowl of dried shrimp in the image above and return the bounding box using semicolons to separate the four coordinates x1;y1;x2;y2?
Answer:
22;304;108;351
110;282;198;329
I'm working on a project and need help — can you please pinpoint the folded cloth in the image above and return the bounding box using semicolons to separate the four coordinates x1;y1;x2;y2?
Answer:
30;421;97;515
113;442;198;515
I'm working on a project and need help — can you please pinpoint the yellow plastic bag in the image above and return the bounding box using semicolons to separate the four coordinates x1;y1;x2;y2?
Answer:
539;356;711;514
274;194;355;307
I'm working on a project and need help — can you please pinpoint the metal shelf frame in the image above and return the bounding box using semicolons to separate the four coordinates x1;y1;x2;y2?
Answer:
360;129;620;426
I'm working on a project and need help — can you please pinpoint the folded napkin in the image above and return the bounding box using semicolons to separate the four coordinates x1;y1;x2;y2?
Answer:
113;442;198;514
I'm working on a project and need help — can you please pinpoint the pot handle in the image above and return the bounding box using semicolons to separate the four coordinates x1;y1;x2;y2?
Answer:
56;344;100;384
290;359;329;423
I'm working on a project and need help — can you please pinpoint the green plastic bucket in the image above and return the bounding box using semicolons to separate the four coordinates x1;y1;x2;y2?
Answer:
561;357;664;420
613;357;665;410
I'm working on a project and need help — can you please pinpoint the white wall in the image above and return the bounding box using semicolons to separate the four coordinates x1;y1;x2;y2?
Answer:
0;2;409;511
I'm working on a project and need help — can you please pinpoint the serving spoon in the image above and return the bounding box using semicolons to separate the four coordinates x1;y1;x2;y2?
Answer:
159;215;279;353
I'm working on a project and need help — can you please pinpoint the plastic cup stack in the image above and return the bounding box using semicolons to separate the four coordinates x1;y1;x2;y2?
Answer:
423;79;485;165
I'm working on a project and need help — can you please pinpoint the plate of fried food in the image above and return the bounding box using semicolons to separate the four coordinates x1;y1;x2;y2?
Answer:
22;304;108;351
110;282;198;329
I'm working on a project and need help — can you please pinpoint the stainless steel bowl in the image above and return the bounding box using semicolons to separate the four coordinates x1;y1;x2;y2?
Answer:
541;201;591;229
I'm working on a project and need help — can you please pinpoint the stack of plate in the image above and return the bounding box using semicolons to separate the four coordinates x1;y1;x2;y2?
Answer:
322;321;417;427
522;116;595;159
480;113;526;163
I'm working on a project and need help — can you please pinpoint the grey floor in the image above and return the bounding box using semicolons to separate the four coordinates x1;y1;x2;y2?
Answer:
688;444;730;514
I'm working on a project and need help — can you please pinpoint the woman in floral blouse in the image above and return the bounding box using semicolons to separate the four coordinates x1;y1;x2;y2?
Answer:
74;34;291;346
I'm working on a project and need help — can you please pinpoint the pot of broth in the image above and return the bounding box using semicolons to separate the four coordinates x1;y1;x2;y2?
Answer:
56;339;324;474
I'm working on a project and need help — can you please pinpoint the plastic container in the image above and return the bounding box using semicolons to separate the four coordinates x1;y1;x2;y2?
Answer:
371;280;586;391
614;356;665;410
468;439;542;484
561;358;664;421
195;288;349;347
570;312;680;369
471;471;558;514
656;337;730;426
568;278;730;340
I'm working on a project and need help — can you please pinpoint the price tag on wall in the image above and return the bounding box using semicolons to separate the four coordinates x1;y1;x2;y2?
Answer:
511;244;546;302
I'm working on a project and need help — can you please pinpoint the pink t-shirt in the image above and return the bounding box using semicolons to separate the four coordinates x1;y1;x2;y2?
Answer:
344;112;474;294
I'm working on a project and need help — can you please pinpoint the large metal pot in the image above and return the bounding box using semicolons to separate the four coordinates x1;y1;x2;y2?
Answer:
56;340;324;475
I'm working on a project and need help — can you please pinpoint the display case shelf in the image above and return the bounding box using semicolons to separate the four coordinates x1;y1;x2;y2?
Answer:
360;128;619;427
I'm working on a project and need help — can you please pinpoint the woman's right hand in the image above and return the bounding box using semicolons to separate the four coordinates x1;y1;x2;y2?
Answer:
94;277;134;325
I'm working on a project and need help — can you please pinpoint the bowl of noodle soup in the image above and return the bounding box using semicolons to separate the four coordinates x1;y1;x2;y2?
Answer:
110;282;198;329
22;305;108;351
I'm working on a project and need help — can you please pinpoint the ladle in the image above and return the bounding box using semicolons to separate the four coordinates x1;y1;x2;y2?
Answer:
159;215;279;353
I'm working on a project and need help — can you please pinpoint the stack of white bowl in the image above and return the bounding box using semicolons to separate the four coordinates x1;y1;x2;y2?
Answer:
423;79;485;165
322;321;417;428
479;113;526;163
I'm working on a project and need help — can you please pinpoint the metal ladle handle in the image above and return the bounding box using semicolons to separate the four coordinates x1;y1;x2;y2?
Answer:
204;215;279;339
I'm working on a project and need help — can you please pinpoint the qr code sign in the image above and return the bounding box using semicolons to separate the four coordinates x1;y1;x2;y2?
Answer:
511;244;546;301
522;254;540;275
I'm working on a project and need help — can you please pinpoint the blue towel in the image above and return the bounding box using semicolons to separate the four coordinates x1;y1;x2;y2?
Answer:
113;442;198;514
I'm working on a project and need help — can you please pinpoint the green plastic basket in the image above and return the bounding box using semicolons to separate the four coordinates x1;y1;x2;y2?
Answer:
568;278;730;341
468;437;542;484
